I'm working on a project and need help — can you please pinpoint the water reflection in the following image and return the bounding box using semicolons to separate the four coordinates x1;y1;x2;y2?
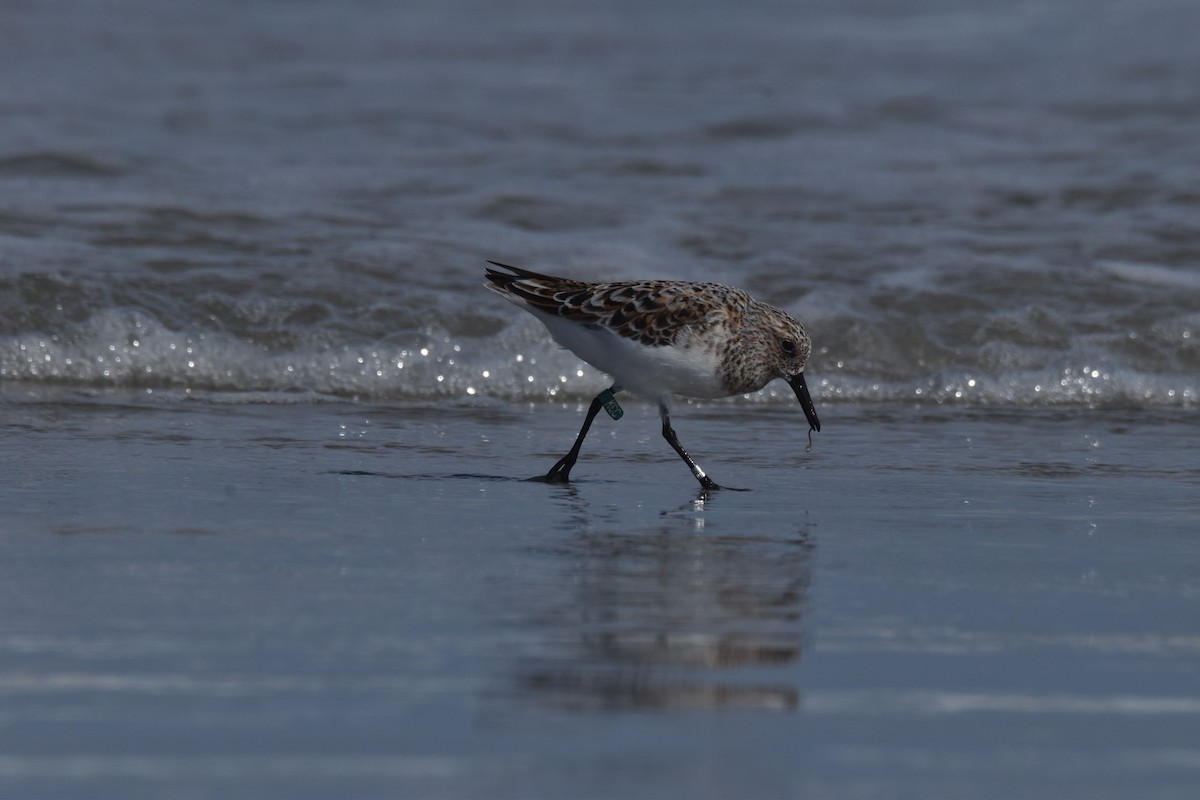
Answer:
507;498;814;712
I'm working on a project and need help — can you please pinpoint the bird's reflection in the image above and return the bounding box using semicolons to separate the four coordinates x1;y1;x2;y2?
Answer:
506;497;814;712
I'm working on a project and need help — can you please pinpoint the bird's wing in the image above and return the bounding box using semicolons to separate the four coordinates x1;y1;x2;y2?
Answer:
485;262;718;347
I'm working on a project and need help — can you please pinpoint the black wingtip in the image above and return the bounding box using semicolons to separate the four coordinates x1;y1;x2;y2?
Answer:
485;260;530;277
484;261;563;283
485;260;522;290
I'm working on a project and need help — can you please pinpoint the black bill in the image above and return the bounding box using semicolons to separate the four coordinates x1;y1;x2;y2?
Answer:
787;372;821;433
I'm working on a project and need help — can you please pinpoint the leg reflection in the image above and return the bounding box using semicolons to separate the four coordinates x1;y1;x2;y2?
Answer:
508;520;815;712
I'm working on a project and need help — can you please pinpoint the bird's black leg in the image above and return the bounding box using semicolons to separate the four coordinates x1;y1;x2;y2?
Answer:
540;385;617;484
659;402;720;491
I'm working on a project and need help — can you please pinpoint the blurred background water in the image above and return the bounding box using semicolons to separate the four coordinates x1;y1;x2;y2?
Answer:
2;0;1198;407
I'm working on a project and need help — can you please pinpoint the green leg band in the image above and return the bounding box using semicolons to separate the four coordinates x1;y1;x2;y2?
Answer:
598;389;623;420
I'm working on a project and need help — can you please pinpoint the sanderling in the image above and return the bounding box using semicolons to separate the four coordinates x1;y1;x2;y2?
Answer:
485;261;820;490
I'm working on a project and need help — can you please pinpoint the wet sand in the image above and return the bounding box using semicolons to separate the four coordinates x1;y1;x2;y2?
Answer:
1;391;1198;799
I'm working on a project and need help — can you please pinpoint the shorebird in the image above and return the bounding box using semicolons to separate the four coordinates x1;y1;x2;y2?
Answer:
485;261;820;490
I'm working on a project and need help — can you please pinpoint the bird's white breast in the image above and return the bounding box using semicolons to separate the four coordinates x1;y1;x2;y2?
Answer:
526;308;729;400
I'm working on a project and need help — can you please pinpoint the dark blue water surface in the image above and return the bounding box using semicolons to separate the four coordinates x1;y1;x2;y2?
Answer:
2;394;1198;799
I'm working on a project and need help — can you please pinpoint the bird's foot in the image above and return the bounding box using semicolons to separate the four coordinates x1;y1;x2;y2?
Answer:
529;457;574;484
696;476;750;493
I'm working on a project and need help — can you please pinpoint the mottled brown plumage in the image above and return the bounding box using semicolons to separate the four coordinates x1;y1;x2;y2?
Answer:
485;261;820;490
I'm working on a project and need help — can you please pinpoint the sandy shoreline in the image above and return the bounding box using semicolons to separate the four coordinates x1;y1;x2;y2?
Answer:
1;394;1197;798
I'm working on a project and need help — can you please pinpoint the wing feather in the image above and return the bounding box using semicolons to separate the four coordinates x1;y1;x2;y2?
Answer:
485;261;732;347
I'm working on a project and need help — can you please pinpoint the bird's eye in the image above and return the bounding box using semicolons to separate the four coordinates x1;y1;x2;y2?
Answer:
780;339;796;355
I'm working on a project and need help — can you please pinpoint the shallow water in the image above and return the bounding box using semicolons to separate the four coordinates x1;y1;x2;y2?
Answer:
2;392;1198;798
